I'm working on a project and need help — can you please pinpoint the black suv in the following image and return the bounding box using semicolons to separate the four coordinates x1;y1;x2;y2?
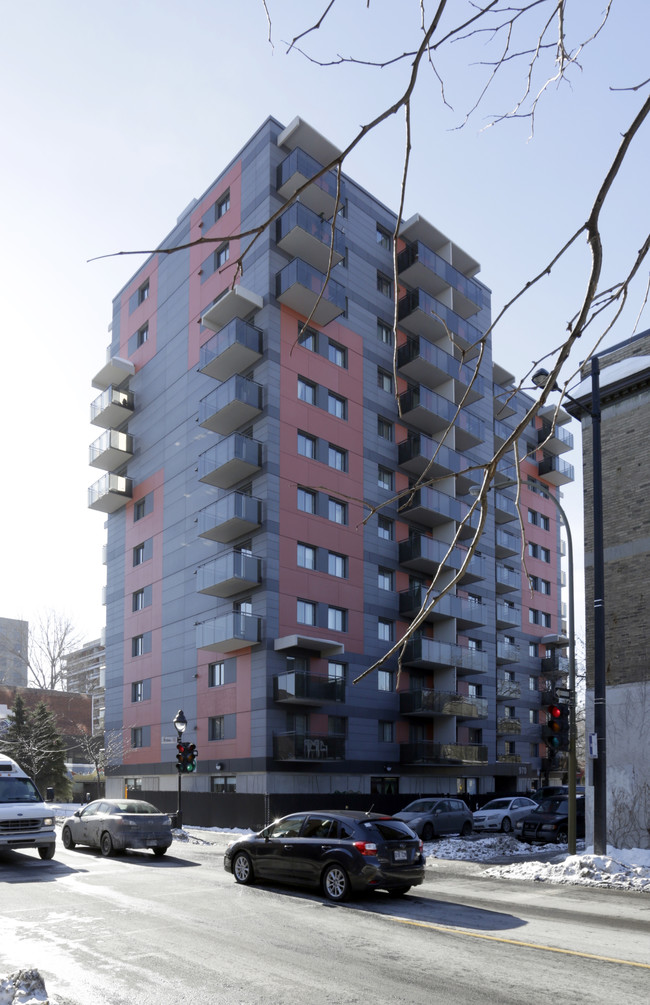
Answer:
516;795;585;844
224;810;425;901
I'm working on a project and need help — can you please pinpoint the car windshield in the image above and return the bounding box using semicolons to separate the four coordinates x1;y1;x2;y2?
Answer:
0;777;41;804
481;799;511;811
402;800;436;813
111;801;162;814
534;797;569;814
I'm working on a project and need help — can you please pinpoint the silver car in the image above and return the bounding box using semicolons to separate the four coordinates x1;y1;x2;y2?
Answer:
61;799;172;857
472;797;538;833
394;798;473;841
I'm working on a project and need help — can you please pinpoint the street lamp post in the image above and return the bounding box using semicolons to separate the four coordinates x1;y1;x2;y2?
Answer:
533;363;607;854
173;709;188;829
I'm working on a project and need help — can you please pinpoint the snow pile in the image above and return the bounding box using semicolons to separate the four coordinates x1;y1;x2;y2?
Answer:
483;846;650;891
0;969;49;1005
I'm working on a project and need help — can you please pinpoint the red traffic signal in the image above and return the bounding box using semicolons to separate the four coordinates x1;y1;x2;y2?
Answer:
176;741;187;772
544;701;569;753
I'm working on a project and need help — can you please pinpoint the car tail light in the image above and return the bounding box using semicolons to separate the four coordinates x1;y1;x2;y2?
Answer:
419;839;424;854
353;841;378;856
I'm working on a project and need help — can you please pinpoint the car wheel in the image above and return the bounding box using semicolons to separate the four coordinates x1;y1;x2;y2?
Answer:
322;863;350;902
501;817;512;834
38;845;55;860
461;821;473;837
100;831;115;857
232;851;254;885
61;826;76;850
422;822;434;842
152;846;168;857
388;886;411;897
556;828;568;844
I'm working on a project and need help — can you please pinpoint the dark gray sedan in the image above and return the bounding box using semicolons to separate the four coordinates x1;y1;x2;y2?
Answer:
61;799;172;857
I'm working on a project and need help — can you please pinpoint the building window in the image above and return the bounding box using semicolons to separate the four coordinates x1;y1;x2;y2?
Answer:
378;670;394;692
328;661;345;680
529;742;538;758
297;487;316;513
378;466;393;491
377;320;393;345
211;775;236;793
131;681;143;703
216;243;230;268
328;497;347;524
327;552;347;578
297;543;317;570
297;600;316;626
378;618;393;642
133;543;145;566
468;683;482;698
208;662;225;687
468;638;482;651
377;417;393;441
529;609;552;628
377;367;393;393
136;323;148;347
327;392;346;419
504;669;515;682
504;705;516;719
529;643;538;658
528;509;550;531
132;589;146;612
217;191;230;218
298;377;316;404
209;716;225;741
298;324;316;351
138;281;149;304
328;715;347;737
528;543;551;563
131;727;143;748
298;431;316;458
377;272;392;297
378;515;393;540
132;635;144;657
376;225;392;250
505;741;516;756
134;499;146;521
378;567;393;591
379;721;394;742
327;340;346;367
529;709;536;725
328;606;347;632
528;674;537;690
530;575;551;595
328;444;347;471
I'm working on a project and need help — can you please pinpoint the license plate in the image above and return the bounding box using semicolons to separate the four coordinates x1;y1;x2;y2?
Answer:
394;849;407;861
146;839;158;846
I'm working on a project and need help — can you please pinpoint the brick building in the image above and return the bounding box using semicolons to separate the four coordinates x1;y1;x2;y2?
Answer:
0;685;92;757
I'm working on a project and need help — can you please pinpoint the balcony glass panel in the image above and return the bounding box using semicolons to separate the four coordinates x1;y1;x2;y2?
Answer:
199;319;263;382
397;241;484;316
397;336;486;401
497;717;522;735
538;454;575;485
400;742;488;764
276;258;345;326
276;203;345;271
197;552;261;597
89;430;134;471
397;433;462;479
496;565;521;593
88;474;133;513
538;421;574;455
198;492;262;543
400;689;488;719
198;375;263;435
497;679;521;699
496;528;519;557
399;535;461;575
273;672;344;705
276;147;340;217
273;731;345;761
398;388;484;446
196;612;261;653
198;433;262;489
90;386;134;429
397;288;482;352
403;635;488;674
497;640;520;663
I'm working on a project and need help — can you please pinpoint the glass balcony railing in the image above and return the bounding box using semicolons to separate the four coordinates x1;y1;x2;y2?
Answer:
273;731;345;761
397;336;487;400
198;375;263;436
90;386;134;429
276;203;345;271
196;552;262;597
276;258;346;326
400;742;488;764
399;387;484;446
397;241;484;315
88;474;133;513
197;492;262;543
277;147;340;217
538;454;575;485
398;288;482;351
196;612;261;653
199;318;263;382
399;689;488;719
198;433;262;489
273;672;345;705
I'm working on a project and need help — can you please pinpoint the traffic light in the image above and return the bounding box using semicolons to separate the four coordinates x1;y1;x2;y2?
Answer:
176;741;187;773
185;743;198;773
543;698;570;755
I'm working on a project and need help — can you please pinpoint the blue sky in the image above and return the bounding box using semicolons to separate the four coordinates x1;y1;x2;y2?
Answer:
1;0;648;642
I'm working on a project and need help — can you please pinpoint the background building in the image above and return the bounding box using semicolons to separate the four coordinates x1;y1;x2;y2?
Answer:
567;330;650;848
89;116;572;824
0;617;28;687
62;639;106;736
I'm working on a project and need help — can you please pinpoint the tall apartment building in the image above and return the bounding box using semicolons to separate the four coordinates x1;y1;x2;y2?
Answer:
566;330;650;847
62;639;106;736
0;618;29;688
89;117;572;820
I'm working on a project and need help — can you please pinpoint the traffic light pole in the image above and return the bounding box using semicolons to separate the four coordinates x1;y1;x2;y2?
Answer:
176;770;182;831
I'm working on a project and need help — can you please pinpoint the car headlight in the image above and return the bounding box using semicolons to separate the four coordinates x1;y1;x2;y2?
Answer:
43;818;54;826
515;821;523;831
540;823;558;831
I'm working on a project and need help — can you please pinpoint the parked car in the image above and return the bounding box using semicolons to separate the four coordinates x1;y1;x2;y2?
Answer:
61;799;172;857
515;795;586;844
531;785;585;803
472;797;539;834
224;810;425;901
393;798;473;841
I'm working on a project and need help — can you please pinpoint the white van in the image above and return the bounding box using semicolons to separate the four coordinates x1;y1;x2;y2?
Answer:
0;756;56;859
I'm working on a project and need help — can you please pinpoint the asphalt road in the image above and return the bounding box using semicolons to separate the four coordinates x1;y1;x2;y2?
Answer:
1;831;649;1005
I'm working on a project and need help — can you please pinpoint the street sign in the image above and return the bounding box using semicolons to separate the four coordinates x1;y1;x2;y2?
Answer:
588;732;598;757
555;688;570;703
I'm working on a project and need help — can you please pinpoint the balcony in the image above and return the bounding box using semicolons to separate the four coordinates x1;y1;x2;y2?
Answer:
497;640;520;664
541;653;569;677
493;384;517;420
537;421;574;455
198;433;262;489
497;679;521;700
273;672;344;706
198;492;262;543
400;742;488;765
399;689;488;719
198;375;263;436
90;387;134;429
201;286;264;334
397;432;462;481
196;552;261;598
494;491;518;524
196;612;261;653
493;419;515;448
497;717;522;735
89;430;134;471
276;203;345;273
457;550;487;586
496;565;520;594
399;486;476;538
276;258;345;326
403;636;488;675
399;535;461;576
538;454;575;486
496;601;520;629
397;337;485;404
398;388;484;451
399;586;486;629
88;474;133;513
397;241;483;319
199;319;263;382
496;753;522;763
397;288;482;354
276;146;341;218
495;528;519;558
92;354;135;391
273;731;345;762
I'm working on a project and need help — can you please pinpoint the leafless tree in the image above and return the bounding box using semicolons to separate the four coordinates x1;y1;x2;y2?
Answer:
26;611;82;691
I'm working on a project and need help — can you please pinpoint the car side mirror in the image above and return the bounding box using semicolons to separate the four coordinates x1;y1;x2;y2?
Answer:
74;810;82;817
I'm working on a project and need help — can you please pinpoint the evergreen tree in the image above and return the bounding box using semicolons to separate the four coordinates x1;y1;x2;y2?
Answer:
0;697;69;799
